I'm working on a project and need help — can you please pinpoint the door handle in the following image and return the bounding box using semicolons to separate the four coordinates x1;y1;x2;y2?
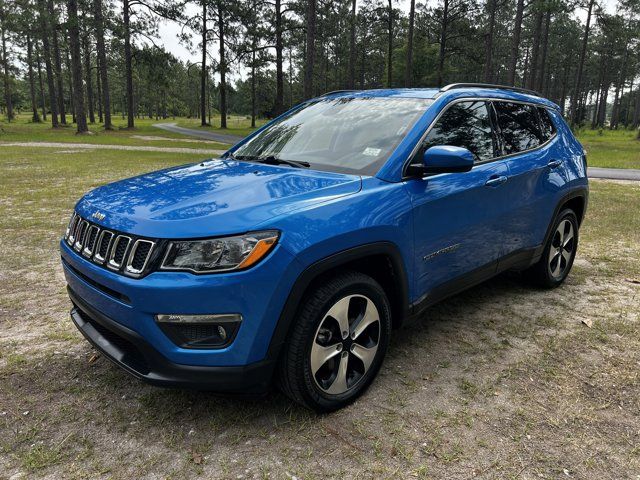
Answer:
485;175;508;187
548;159;563;168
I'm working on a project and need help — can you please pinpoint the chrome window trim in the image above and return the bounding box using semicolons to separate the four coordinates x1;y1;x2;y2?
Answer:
124;239;155;276
402;96;559;179
82;225;101;257
73;220;89;252
107;235;132;270
93;230;114;264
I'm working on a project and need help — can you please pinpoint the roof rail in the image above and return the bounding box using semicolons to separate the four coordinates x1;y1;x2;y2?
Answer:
319;90;360;97
438;83;540;97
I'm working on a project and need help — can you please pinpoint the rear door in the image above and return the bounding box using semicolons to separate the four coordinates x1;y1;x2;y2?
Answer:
404;100;514;298
492;101;564;257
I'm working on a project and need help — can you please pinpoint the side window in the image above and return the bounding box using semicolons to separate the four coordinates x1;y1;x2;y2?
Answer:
537;107;556;140
493;102;543;155
422;101;496;162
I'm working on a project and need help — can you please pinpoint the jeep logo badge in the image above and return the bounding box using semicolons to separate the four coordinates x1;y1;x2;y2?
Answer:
92;211;106;221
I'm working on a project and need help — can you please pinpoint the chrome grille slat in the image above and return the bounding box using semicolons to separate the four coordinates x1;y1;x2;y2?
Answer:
125;240;155;276
82;225;101;257
73;220;89;251
107;235;132;270
94;230;114;264
67;214;81;245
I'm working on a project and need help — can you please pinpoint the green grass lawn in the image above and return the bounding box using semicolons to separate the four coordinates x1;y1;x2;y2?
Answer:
575;129;640;169
0;114;230;150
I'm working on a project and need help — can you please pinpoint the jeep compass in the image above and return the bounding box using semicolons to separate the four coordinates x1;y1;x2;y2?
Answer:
61;84;588;411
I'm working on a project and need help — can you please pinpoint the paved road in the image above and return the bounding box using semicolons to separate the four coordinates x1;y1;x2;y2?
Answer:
154;122;243;145
588;167;640;181
1;141;225;156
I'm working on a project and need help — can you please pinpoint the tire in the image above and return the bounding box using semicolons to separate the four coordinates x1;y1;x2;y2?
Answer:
524;208;579;288
277;271;392;412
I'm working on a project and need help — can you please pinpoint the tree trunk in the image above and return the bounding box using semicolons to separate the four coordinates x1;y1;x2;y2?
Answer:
632;88;640;129
123;0;134;128
218;2;227;128
437;0;449;87
94;0;112;129
35;43;47;120
625;79;634;127
537;10;551;93
82;30;95;123
348;0;357;89
527;8;543;90
484;0;497;83
48;0;66;124
274;0;285;114
559;59;569;115
26;36;41;122
251;48;256;128
65;50;76;123
200;0;207;125
507;0;525;86
405;0;415;87
1;27;13;121
67;0;88;132
96;59;103;123
37;0;59;127
386;0;393;87
570;0;595;126
304;0;316;99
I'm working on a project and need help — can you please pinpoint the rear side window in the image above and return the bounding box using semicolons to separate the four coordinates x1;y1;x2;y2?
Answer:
493;102;543;155
422;101;496;162
537;107;556;140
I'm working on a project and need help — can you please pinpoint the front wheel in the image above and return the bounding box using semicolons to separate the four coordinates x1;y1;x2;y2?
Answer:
524;208;579;288
277;271;392;412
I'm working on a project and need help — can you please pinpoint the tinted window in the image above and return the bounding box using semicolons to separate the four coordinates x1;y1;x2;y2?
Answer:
422;101;495;162
493;102;543;155
538;107;556;140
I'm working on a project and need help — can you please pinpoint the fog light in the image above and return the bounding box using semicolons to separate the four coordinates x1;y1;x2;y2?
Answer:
155;313;242;349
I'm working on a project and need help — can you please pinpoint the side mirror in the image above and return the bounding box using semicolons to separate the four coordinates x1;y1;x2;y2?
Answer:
406;145;475;176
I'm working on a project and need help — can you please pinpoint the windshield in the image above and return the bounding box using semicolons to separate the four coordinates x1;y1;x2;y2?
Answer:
231;97;433;175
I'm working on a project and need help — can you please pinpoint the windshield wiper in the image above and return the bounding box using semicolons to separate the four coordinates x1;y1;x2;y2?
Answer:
236;154;310;169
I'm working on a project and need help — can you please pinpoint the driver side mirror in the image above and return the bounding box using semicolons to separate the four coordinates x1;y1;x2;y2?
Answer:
406;145;474;177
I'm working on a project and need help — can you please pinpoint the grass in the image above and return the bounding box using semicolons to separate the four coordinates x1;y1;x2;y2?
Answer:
575;128;640;169
0;114;230;150
0;139;639;477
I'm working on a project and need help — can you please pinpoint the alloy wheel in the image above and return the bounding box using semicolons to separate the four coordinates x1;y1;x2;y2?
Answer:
310;294;381;395
548;219;575;279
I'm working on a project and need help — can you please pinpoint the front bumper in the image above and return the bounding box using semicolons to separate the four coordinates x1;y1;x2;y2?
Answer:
68;287;274;392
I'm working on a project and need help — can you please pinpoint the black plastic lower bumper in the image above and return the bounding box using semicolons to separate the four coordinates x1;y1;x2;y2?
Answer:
68;286;275;394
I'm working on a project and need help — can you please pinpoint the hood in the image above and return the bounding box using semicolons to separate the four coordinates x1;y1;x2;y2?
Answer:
76;159;362;238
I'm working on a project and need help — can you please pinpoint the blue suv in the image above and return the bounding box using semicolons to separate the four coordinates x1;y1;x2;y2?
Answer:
61;84;588;411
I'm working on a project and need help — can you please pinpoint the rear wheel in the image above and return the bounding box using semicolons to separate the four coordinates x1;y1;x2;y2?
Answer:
277;271;391;412
525;208;579;288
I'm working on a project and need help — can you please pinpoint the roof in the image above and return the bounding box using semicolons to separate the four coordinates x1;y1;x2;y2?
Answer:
319;85;560;110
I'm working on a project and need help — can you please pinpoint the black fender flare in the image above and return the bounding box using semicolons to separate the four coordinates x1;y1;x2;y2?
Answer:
265;241;410;363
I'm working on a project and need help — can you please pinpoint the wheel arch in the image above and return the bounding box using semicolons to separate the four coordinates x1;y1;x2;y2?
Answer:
266;242;410;363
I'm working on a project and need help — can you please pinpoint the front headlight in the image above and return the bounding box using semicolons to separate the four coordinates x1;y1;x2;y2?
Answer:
160;230;279;273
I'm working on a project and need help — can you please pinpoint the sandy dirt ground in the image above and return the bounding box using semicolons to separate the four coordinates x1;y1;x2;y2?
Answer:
1;167;639;478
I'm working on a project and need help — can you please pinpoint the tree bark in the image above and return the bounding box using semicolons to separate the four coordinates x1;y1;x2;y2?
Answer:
37;0;59;127
82;32;95;123
68;0;88;132
484;0;497;83
527;7;543;90
274;0;284;114
386;0;393;87
251;47;256;128
507;0;525;86
26;35;41;122
570;0;595;126
405;0;415;87
48;0;66;124
1;26;14;121
537;9;551;93
218;2;227;128
200;0;207;125
348;0;357;89
304;0;316;98
123;0;134;128
94;0;112;129
437;0;449;87
96;58;103;122
35;42;47;120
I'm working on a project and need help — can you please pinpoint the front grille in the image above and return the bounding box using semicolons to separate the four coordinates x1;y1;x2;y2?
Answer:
64;212;157;278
